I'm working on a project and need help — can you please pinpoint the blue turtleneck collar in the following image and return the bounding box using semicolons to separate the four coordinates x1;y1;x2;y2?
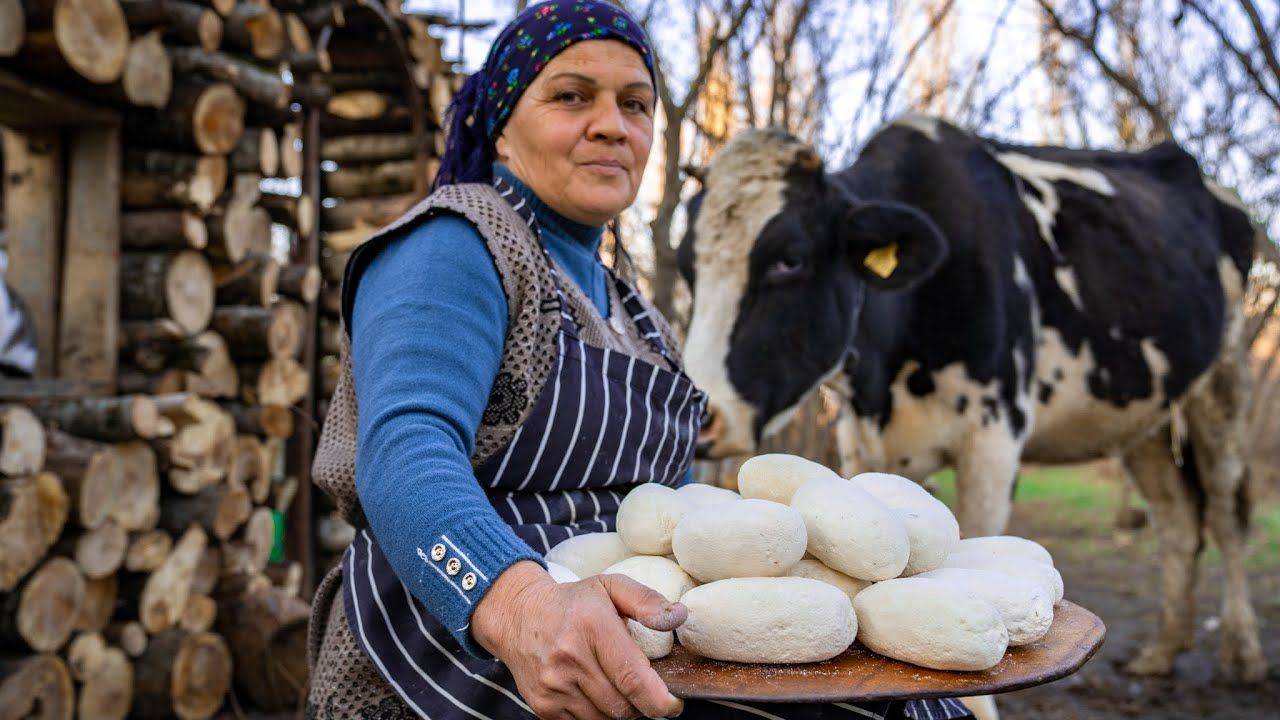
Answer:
493;163;610;317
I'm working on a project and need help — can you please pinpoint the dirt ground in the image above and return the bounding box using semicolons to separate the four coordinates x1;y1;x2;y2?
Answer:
990;481;1280;719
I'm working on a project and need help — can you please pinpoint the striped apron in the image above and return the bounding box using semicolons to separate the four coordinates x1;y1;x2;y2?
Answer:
341;179;973;720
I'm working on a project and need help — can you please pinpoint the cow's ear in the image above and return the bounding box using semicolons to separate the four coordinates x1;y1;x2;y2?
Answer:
840;201;947;289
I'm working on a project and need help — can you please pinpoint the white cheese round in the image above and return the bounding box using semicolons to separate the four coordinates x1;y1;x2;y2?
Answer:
544;532;634;578
603;556;697;660
941;551;1065;605
737;453;842;505
671;499;808;583
677;577;857;663
955;536;1055;567
785;558;872;605
616;483;692;555
851;473;960;576
916;567;1053;645
790;476;909;581
676;483;741;508
853;577;1009;671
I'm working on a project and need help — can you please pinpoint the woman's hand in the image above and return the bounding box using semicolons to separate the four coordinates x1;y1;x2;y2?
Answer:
472;560;687;720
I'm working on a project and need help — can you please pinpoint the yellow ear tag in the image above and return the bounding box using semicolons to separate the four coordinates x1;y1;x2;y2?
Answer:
863;243;899;279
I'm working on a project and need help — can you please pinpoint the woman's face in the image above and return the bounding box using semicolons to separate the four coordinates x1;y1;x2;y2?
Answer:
495;40;656;227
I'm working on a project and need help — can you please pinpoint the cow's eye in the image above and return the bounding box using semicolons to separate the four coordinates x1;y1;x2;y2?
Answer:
765;257;804;284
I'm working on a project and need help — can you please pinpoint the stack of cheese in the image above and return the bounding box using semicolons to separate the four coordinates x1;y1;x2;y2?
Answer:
545;454;1064;672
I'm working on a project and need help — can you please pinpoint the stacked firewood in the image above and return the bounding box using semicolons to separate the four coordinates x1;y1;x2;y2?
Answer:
313;2;464;573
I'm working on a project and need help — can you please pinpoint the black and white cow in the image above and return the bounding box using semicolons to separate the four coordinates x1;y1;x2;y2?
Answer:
678;115;1265;682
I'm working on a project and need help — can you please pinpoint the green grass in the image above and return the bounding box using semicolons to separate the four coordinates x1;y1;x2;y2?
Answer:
927;465;1280;570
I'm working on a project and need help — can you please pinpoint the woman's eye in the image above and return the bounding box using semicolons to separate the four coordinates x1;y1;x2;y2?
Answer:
765;257;804;284
624;98;651;114
556;91;585;105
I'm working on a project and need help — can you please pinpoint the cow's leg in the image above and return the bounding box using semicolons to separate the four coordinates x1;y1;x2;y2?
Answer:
1121;427;1201;676
953;431;1022;537
1184;356;1266;683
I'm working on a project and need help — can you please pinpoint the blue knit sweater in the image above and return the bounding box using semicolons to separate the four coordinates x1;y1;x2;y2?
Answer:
351;166;654;657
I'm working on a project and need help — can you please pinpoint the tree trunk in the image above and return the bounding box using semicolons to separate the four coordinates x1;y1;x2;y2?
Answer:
321;132;418;163
167;46;289;108
126;81;244;155
0;404;45;476
121;150;226;212
125;529;172;572
229;126;278;176
120;250;215;336
324;158;417;197
33;395;162;442
648;118;684;322
43;430;122;530
73;573;117;632
159;483;251;540
222;2;284;60
132;628;231;720
137;525;206;634
277;263;321;303
215;586;308;711
238;357;308;406
121;209;208;251
0;556;85;652
213;253;279;307
119;0;222;51
65;632;133;720
0;472;68;592
0;654;75;720
211;304;302;361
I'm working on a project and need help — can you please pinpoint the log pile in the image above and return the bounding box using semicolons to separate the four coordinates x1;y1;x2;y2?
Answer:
312;0;463;574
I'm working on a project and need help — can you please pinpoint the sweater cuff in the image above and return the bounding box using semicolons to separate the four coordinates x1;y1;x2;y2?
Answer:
413;515;545;657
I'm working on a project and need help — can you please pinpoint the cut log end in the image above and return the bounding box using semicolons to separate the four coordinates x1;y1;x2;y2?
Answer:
122;30;171;109
1;404;46;476
13;556;86;652
54;0;130;84
192;82;245;155
167;250;216;336
0;654;75;720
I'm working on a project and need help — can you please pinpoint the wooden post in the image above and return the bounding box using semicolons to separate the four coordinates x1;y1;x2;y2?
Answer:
58;123;120;388
2;128;62;377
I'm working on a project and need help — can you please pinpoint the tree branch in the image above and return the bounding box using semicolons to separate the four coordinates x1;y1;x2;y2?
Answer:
1183;0;1280;113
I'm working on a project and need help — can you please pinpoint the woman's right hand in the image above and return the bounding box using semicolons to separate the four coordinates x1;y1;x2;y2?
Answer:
472;560;687;720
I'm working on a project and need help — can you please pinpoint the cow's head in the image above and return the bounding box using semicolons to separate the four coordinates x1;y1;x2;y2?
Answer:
678;129;946;457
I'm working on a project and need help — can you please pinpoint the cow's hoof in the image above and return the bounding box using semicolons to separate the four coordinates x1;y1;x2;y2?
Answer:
1217;645;1268;684
1124;646;1176;676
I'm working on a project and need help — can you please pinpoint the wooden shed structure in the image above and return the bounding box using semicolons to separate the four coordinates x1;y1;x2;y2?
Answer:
0;0;470;716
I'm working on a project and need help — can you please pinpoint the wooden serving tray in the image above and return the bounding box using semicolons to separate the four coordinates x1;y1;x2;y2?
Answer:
652;599;1105;703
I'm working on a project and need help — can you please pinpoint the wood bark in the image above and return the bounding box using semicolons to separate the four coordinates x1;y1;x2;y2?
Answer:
222;402;292;439
159;482;250;541
167;46;289;108
73;573;117;632
125;529;172;572
320;104;413;135
137;525;205;634
213;253;278;307
222;2;284;61
1;404;45;476
324;158;417;197
43;430;122;530
321;191;417;231
121;150;226;212
0;472;68;592
126;81;243;155
321;131;417;162
238;357;308;406
0;654;75;720
33;396;162;442
117;368;185;396
278;263;321;303
2;128;62;376
258;191;313;236
119;0;221;51
119;250;215;336
189;545;220;596
216;586;308;710
132;628;230;720
121;209;208;251
229;126;278;176
0;556;85;652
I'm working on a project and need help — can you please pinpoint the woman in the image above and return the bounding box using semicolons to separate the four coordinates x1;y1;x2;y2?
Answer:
308;3;975;719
